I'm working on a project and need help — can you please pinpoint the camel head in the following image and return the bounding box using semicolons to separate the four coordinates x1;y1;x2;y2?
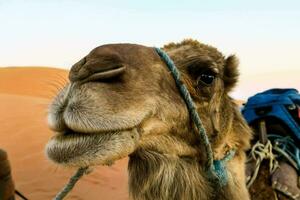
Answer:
46;39;250;168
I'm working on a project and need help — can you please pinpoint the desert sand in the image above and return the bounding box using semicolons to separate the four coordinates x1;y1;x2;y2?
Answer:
0;67;128;200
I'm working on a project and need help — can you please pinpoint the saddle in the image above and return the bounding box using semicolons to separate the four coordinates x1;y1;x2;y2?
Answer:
246;160;300;200
242;88;300;200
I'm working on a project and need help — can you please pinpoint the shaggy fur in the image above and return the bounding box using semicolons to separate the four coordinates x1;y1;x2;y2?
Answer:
46;39;252;200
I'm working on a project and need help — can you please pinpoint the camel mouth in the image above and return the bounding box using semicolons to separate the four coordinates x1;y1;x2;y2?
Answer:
46;108;152;168
45;128;140;167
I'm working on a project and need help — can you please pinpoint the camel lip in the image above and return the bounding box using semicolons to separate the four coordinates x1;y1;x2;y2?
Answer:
53;131;95;139
46;114;149;166
50;125;141;144
59;128;91;137
46;131;117;166
46;127;140;167
51;129;120;141
50;113;148;140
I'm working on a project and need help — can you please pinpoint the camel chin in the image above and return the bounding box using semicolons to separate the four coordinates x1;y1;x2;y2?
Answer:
45;128;140;167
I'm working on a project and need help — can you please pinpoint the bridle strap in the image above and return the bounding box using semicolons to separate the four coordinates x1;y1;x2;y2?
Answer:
155;47;235;186
155;47;214;168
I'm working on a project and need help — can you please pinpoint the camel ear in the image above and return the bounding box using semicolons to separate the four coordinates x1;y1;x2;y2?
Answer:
223;55;239;92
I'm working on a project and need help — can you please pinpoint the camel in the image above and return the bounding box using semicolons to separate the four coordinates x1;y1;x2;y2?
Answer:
46;39;252;200
0;149;15;200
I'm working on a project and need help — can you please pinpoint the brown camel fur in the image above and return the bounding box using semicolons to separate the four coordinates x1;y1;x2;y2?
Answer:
46;39;252;200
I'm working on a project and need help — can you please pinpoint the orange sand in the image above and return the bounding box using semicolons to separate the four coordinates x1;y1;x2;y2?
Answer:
0;67;128;200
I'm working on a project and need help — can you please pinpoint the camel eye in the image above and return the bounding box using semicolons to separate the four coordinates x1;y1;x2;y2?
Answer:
198;71;216;86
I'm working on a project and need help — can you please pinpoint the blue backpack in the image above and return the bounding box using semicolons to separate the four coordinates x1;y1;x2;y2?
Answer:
242;88;300;143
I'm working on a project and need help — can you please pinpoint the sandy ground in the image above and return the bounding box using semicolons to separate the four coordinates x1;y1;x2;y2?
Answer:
0;67;128;200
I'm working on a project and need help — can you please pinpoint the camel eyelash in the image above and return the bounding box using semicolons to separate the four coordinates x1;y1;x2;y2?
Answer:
188;62;219;83
197;69;218;86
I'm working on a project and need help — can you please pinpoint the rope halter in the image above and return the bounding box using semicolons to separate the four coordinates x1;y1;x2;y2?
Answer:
155;47;235;186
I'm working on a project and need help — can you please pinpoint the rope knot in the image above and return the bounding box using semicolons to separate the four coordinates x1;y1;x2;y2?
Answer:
211;149;236;186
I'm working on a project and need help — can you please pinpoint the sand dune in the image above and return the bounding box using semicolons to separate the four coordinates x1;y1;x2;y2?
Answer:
0;67;68;99
0;67;128;200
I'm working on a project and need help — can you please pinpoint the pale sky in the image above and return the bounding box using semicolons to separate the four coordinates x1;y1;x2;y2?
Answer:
0;0;299;99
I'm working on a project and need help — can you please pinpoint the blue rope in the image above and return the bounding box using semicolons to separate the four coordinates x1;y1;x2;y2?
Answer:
155;47;234;186
268;134;300;172
213;150;236;186
53;167;88;200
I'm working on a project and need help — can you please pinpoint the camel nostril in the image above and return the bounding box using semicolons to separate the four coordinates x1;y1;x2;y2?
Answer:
69;50;126;82
80;65;126;83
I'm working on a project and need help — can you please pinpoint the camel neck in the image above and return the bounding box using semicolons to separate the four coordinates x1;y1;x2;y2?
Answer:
128;149;213;200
